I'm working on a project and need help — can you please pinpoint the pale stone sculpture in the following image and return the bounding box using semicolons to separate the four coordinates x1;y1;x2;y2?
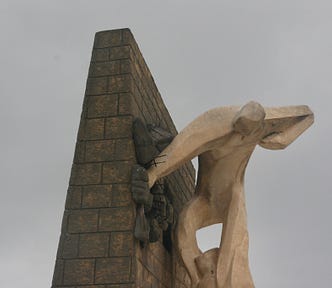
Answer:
145;101;314;288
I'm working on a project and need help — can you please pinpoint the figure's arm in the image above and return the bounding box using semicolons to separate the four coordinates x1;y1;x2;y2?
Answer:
147;102;267;188
146;107;239;188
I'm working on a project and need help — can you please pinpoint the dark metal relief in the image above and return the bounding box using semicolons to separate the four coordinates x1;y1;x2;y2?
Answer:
131;119;174;245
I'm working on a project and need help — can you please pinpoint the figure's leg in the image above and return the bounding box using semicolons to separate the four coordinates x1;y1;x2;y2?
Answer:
176;196;218;288
216;184;254;288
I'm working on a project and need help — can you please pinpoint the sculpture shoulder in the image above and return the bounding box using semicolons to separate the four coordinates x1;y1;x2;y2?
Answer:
196;106;240;123
179;106;240;139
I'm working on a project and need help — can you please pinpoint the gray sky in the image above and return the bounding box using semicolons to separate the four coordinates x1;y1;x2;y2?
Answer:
1;0;331;287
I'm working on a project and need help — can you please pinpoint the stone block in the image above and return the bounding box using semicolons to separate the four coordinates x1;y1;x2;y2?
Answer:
62;233;79;258
87;95;118;118
79;233;109;258
85;140;115;162
108;74;132;93
102;161;132;184
122;29;136;49
63;259;95;285
52;259;64;286
94;30;122;48
111;184;131;207
61;211;70;233
82;185;112;208
65;186;82;209
68;210;99;233
120;59;131;74
92;48;109;62
86;77;108;95
74;141;85;163
118;93;140;116
110;46;132;60
109;231;134;257
70;163;101;185
89;61;121;77
114;139;135;161
95;257;131;284
99;207;134;231
83;118;105;140
105;116;132;139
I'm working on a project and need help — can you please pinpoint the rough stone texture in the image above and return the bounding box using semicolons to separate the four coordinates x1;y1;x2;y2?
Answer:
52;29;195;288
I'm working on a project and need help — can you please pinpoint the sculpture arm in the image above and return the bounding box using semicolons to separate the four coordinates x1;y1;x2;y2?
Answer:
146;107;237;188
147;101;268;188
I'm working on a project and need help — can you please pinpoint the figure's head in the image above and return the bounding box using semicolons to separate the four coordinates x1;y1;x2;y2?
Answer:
259;105;314;150
232;101;266;136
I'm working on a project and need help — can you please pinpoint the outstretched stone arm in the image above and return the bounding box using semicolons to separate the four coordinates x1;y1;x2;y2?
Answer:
147;106;239;187
147;103;314;188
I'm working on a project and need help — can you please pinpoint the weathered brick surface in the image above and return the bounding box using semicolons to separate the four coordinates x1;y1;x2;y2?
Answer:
79;233;109;258
82;185;113;208
74;141;85;163
61;234;79;258
99;207;134;232
52;259;64;286
85;140;115;162
109;46;132;60
118;92;140;117
111;184;131;207
102;161;133;183
86;77;108;95
70;163;102;185
109;231;134;256
82;118;105;140
105;116;132;139
92;47;109;62
89;61;121;77
67;209;99;233
95;257;131;284
63;259;95;285
108;74;132;93
94;30;122;48
87;95;118;118
65;186;82;209
52;29;194;288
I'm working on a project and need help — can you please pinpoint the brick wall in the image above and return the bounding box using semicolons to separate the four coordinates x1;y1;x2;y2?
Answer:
52;29;195;288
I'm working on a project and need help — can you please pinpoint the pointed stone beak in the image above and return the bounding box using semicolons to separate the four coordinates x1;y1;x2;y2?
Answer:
259;105;314;150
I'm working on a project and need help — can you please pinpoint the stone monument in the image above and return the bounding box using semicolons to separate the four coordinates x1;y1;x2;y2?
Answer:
52;28;195;288
52;29;314;288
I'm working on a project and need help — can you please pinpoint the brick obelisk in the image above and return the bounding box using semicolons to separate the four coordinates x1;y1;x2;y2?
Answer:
52;29;195;288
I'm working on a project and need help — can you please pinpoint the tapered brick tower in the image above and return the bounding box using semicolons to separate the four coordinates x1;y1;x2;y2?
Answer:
52;29;195;288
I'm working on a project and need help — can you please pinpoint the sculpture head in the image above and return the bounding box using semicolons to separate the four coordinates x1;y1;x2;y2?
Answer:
232;101;313;150
259;105;314;150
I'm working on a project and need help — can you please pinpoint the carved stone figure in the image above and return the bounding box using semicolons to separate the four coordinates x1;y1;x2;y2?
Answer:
133;101;313;287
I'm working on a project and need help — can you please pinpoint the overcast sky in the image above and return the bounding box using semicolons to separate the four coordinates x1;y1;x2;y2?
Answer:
0;1;331;287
